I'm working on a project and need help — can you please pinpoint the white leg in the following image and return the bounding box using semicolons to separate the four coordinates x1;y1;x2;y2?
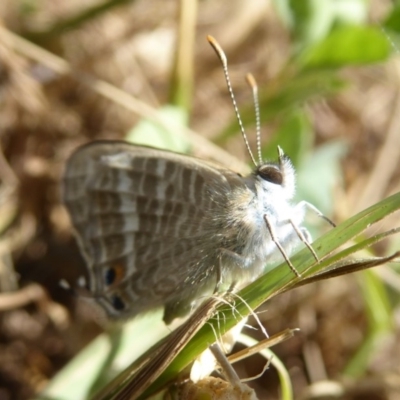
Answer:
289;219;319;262
295;201;336;227
263;214;301;277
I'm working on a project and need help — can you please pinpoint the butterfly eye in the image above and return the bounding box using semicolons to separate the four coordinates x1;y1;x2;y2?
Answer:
111;295;125;311
257;165;283;185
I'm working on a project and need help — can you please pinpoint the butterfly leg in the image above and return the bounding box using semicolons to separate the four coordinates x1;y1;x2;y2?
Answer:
216;248;247;292
263;214;301;277
296;200;336;227
288;219;319;262
289;200;336;263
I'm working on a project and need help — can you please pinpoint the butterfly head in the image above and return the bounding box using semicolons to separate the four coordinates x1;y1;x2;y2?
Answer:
255;146;295;200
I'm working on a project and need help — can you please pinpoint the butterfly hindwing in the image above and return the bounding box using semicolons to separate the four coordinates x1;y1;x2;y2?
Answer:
63;141;245;319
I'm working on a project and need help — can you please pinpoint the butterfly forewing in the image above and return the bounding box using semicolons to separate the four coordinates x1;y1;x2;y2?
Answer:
63;141;247;321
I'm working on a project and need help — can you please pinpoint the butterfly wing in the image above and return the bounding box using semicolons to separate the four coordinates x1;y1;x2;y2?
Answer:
63;141;245;321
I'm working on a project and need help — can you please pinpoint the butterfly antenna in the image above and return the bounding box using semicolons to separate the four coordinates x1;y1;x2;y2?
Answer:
246;73;262;164
207;35;258;167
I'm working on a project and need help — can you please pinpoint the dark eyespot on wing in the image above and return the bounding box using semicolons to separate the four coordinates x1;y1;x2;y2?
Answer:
104;263;127;287
105;268;116;285
111;295;125;311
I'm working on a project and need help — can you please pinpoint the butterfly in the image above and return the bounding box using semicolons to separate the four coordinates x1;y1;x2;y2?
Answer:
62;36;329;325
62;138;320;324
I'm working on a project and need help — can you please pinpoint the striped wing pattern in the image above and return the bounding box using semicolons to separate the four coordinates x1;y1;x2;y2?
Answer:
63;141;244;321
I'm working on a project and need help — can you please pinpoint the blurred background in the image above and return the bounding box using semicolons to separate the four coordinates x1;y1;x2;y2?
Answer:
0;0;400;399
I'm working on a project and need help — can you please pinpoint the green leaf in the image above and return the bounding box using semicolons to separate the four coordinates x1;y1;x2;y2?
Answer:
218;71;344;142
343;268;393;377
301;25;391;69
125;105;190;153
384;6;400;34
284;0;338;46
261;108;314;168
272;0;368;47
296;140;347;215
